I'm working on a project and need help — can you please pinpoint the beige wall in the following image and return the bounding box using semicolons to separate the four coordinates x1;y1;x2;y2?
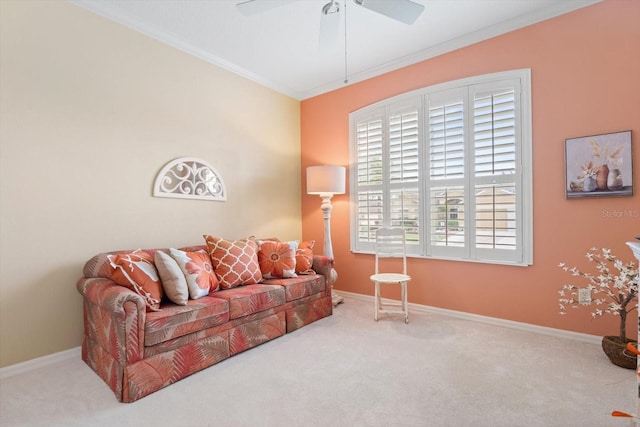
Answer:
0;1;301;367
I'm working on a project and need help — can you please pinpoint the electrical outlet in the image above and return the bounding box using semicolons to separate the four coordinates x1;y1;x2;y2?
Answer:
578;288;592;304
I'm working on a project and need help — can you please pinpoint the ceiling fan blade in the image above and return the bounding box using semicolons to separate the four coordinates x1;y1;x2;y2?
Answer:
236;0;299;16
353;0;424;25
319;2;341;51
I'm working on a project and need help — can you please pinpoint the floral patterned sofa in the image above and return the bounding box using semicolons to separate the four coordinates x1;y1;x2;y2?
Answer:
76;236;333;402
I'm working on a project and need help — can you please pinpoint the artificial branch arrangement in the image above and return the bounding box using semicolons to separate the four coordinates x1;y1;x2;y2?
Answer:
558;247;638;342
589;139;624;168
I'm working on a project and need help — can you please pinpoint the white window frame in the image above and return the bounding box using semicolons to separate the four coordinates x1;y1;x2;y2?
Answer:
349;69;533;266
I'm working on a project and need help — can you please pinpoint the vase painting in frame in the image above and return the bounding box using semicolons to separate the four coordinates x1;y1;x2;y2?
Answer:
565;130;633;199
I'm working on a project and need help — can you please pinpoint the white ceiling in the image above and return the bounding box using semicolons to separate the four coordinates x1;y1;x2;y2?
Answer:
71;0;599;100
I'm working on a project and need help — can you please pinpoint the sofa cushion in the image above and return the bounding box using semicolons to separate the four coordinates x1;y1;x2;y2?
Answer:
108;251;163;311
229;312;286;356
204;235;263;289
295;240;315;275
258;240;297;279
144;296;229;346
263;274;325;302
213;284;285;320
169;248;219;299
155;251;189;305
286;294;333;333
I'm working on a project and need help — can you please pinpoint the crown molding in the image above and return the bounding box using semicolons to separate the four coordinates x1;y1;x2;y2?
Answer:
69;0;300;99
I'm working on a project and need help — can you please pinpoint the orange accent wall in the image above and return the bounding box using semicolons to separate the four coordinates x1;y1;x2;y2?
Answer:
301;0;640;338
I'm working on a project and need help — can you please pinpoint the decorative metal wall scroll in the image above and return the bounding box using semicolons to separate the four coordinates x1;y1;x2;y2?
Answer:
153;157;226;201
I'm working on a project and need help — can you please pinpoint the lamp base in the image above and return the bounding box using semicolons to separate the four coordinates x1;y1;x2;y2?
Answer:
332;292;344;307
329;267;343;306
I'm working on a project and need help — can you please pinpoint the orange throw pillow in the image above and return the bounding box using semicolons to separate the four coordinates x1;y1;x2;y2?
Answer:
295;240;315;275
258;240;297;279
204;235;263;289
108;251;163;311
169;248;219;299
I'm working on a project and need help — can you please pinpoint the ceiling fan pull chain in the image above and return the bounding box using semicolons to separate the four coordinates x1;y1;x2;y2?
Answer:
344;0;348;84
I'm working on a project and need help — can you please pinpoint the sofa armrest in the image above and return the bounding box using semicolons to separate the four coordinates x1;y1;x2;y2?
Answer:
77;277;146;365
312;255;335;290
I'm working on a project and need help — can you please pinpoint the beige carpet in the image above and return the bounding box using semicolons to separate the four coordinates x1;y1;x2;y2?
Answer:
0;296;635;427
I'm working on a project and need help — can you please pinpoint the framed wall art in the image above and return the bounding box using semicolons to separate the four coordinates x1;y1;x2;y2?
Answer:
565;130;633;199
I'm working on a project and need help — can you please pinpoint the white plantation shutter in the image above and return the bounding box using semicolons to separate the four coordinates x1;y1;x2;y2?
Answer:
428;91;465;181
429;186;465;249
351;101;422;253
389;102;421;248
357;190;383;243
426;89;466;258
390;188;420;245
350;69;532;265
474;183;517;250
474;92;516;177
389;109;419;184
470;80;521;262
356;117;383;187
355;114;384;246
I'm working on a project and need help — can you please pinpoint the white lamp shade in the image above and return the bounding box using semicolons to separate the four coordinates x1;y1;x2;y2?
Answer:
306;165;346;195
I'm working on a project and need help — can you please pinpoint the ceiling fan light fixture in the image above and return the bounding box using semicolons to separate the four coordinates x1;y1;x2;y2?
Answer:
319;1;341;51
322;0;340;16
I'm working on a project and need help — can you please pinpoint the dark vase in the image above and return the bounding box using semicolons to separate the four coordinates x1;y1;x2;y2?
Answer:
596;164;609;190
601;336;637;369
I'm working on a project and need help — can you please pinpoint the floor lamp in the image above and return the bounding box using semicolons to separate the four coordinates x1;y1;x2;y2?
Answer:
306;165;345;306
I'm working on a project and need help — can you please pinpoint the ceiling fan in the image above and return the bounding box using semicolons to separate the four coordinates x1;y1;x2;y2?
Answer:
236;0;425;49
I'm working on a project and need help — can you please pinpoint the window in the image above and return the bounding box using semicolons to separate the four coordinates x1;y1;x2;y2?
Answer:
350;69;532;265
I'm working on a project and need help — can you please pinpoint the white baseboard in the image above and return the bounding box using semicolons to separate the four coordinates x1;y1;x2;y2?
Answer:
0;346;81;380
0;293;602;379
335;290;602;345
